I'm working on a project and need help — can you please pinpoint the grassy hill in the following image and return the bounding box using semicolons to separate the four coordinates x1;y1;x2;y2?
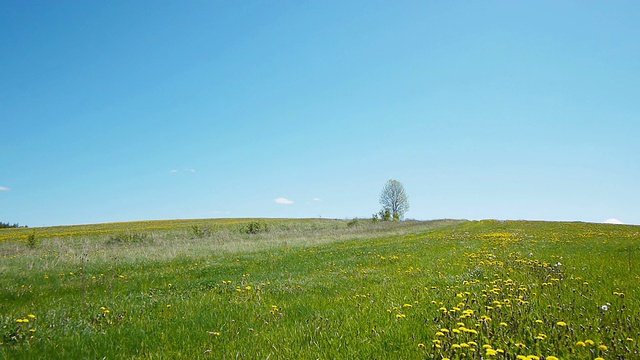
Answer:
1;218;638;359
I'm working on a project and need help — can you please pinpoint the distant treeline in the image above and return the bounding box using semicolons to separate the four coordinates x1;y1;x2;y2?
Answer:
0;222;27;228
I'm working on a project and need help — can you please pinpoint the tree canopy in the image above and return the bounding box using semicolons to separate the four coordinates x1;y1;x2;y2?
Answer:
379;179;409;220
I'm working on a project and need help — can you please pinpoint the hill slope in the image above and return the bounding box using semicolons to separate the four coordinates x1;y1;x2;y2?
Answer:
1;219;638;359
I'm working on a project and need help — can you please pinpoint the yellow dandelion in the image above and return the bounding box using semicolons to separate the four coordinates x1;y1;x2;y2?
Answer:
585;339;595;346
486;349;498;356
28;314;36;319
595;358;604;360
576;341;586;347
418;343;425;348
499;322;508;327
598;345;608;351
556;321;567;327
546;357;559;360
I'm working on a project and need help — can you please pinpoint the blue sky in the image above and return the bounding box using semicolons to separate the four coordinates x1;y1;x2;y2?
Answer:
1;1;639;226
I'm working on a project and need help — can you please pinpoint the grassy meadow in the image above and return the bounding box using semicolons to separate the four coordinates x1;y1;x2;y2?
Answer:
1;218;638;359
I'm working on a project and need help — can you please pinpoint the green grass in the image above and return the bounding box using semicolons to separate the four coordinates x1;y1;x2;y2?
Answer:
1;219;638;359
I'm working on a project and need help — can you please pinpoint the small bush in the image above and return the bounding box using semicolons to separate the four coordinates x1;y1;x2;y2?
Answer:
379;209;392;221
347;218;360;227
241;221;268;235
190;225;212;238
26;232;38;249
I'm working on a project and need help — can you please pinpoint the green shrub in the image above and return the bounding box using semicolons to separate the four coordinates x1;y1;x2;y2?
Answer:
26;232;38;249
379;209;391;221
240;221;268;234
190;225;211;238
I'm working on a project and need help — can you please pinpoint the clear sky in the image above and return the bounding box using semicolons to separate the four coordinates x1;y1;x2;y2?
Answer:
1;1;639;227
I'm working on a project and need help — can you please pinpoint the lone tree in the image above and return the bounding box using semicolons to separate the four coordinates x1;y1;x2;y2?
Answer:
379;179;410;220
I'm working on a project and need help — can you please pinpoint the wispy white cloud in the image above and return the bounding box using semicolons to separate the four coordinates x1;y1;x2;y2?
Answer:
0;186;10;191
603;218;624;225
274;197;294;205
169;169;196;174
313;198;322;202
